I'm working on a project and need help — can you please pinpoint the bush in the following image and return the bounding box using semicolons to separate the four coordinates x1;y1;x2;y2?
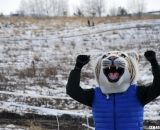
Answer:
44;66;58;77
0;73;8;82
18;67;36;78
30;122;43;130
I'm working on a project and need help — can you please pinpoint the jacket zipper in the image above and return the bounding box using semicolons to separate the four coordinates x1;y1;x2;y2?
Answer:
113;94;117;130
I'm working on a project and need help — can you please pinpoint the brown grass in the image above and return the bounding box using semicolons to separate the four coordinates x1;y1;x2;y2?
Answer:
0;73;8;82
29;122;43;130
0;15;160;28
18;66;58;79
18;67;36;78
44;66;58;77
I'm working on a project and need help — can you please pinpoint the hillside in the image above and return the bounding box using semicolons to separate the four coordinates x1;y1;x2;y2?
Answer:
0;16;160;129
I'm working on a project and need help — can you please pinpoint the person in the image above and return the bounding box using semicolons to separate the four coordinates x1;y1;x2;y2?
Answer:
66;50;160;130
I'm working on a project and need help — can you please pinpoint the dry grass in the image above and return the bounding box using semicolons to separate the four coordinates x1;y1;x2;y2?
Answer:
0;15;160;28
18;67;36;78
18;66;58;79
44;66;58;77
29;122;43;130
0;73;8;82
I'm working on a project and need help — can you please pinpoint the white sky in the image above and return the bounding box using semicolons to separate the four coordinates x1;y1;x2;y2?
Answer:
0;0;160;15
0;0;21;14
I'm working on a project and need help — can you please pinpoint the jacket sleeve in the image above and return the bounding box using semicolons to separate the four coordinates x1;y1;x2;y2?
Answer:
137;62;160;106
66;69;94;107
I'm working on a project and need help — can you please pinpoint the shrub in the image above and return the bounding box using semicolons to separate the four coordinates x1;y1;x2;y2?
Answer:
18;67;36;78
0;73;8;82
30;122;43;130
44;66;58;77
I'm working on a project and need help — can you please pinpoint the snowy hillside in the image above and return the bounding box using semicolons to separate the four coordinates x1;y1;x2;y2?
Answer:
0;17;160;129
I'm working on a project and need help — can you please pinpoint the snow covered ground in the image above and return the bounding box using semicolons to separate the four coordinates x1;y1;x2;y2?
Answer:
0;17;160;129
0;124;27;130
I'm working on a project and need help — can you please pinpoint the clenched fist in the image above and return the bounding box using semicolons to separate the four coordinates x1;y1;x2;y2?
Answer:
144;50;156;61
144;50;158;66
75;55;90;69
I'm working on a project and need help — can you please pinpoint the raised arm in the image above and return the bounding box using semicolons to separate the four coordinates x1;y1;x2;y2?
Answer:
66;55;94;107
137;50;160;106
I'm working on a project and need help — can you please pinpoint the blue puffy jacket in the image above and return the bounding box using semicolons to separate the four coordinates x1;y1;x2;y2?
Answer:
92;85;144;130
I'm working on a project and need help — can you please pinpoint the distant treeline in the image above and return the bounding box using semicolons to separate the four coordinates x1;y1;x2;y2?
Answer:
6;0;150;17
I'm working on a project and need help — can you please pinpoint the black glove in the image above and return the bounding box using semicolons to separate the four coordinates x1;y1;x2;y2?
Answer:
75;55;90;69
144;50;157;66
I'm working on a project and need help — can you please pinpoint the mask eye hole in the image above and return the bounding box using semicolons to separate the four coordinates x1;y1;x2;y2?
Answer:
102;55;107;59
121;54;126;58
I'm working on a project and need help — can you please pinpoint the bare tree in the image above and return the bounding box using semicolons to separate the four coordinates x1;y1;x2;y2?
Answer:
127;0;146;15
49;0;58;16
19;0;31;16
95;0;106;17
74;8;84;16
136;0;146;16
81;0;95;16
19;0;44;16
57;0;68;16
19;0;68;17
117;7;127;16
109;7;118;16
81;0;106;17
42;0;51;16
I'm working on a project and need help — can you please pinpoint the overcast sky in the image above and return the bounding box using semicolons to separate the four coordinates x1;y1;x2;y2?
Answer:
0;0;160;15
